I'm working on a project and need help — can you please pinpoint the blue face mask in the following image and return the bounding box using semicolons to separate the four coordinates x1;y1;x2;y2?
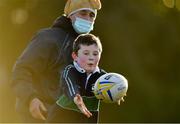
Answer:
72;17;94;34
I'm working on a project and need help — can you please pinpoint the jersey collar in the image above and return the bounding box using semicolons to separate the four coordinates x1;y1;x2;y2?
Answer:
73;61;100;74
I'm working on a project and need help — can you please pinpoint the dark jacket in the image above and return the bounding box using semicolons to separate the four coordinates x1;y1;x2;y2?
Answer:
11;15;78;115
48;62;106;123
57;62;106;113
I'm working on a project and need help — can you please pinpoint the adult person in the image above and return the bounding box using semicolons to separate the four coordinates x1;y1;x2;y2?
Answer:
11;0;101;122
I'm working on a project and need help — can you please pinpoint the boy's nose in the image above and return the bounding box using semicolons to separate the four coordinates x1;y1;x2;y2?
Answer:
88;54;95;60
88;56;94;61
89;58;94;61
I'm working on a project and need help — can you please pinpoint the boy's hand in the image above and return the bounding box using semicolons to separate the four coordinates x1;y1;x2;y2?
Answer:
117;97;124;105
117;94;126;105
74;94;92;118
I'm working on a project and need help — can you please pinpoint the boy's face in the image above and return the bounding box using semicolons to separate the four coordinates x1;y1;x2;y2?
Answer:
72;44;101;74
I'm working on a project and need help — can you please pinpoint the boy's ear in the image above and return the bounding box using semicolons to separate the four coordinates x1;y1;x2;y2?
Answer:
72;52;77;60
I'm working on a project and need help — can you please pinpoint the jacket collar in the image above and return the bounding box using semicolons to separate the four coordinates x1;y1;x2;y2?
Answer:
73;61;100;74
51;15;78;36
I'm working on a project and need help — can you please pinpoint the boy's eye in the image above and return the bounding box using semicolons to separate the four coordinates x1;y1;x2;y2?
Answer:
93;53;98;56
93;52;99;56
84;52;89;55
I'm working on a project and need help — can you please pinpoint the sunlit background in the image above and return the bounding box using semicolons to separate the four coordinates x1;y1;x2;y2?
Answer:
0;0;180;122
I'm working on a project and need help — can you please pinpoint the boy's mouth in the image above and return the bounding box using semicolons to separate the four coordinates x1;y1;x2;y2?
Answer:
87;63;94;66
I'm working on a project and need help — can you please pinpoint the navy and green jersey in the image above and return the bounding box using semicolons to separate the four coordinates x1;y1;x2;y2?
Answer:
56;61;106;113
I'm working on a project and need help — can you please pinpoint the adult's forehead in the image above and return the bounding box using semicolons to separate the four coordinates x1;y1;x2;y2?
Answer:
79;9;95;13
69;8;97;17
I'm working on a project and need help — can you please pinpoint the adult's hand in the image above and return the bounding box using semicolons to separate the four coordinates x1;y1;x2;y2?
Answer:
74;94;92;118
29;98;47;120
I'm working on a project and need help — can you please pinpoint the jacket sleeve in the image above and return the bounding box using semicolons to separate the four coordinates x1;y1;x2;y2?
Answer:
61;65;80;100
11;30;59;104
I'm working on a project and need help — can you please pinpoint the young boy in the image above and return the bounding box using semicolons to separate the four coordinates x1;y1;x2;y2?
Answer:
46;34;106;123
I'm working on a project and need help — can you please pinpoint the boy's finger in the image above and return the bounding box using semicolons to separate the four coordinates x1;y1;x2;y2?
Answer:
81;107;90;118
117;99;121;105
84;107;92;116
81;106;92;118
84;109;92;118
121;97;125;102
86;109;92;117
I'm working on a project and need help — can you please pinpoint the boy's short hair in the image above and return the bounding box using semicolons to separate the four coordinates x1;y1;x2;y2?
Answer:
73;34;102;54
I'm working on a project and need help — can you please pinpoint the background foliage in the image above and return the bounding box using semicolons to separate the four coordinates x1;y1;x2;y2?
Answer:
0;0;180;122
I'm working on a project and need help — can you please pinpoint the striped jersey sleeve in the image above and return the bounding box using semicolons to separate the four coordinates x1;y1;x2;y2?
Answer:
61;64;80;100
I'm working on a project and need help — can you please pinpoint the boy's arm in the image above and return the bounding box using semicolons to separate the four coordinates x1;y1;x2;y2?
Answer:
61;66;92;118
61;65;80;99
